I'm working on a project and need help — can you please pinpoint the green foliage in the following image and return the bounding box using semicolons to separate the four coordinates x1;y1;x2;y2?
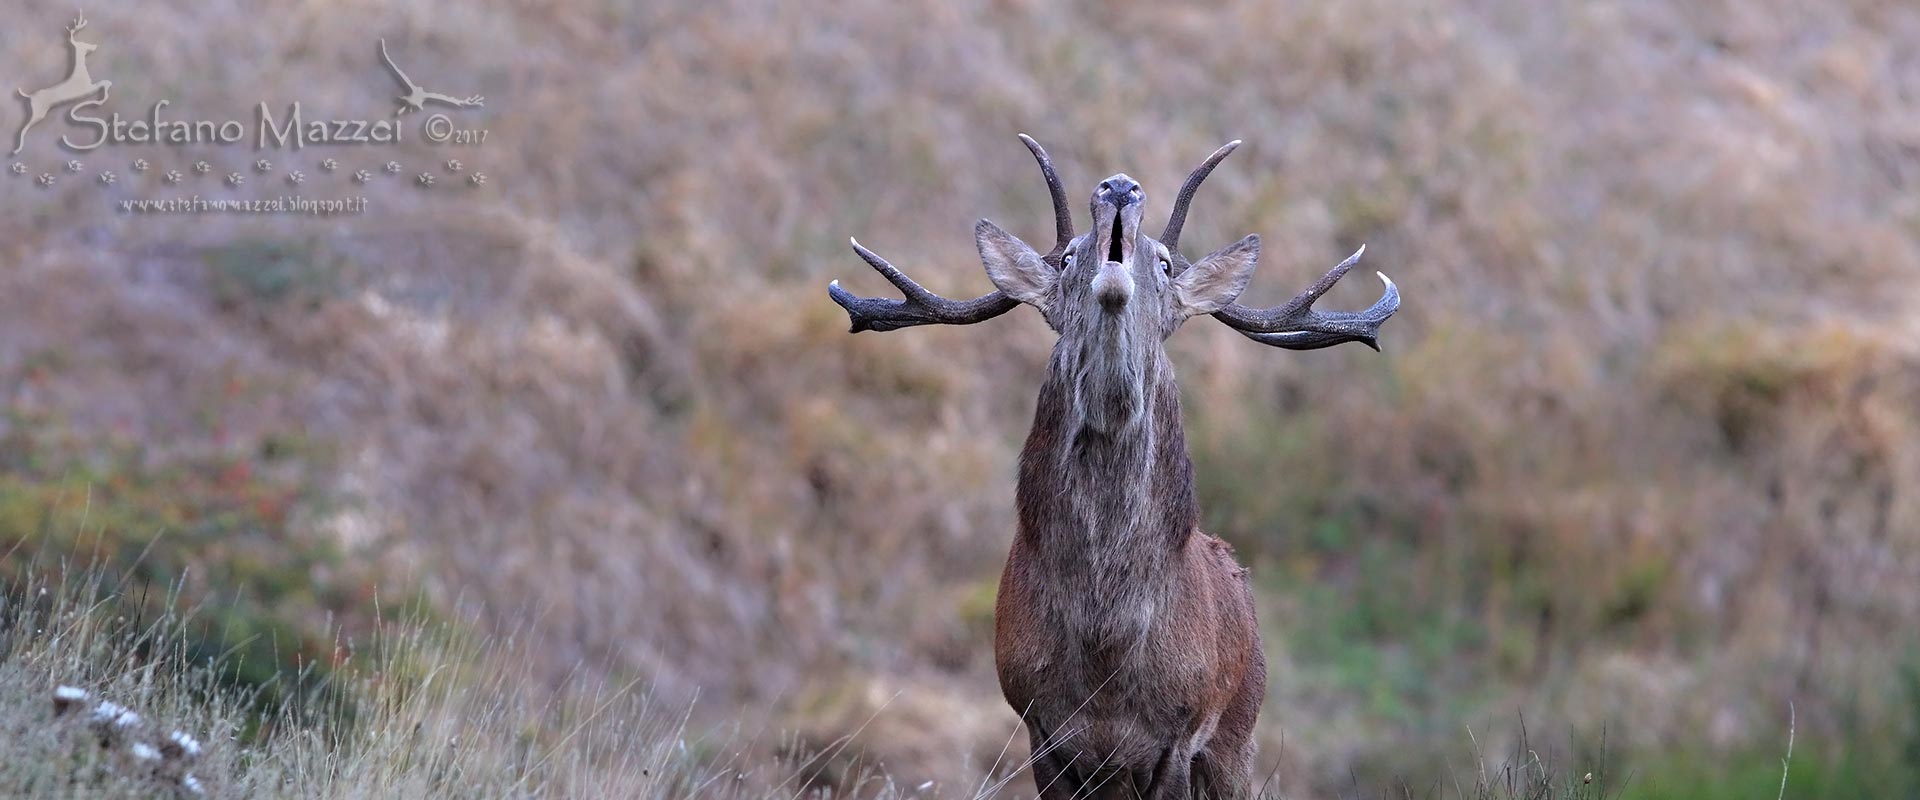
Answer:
1275;543;1491;729
204;239;346;311
1625;746;1911;800
0;415;380;732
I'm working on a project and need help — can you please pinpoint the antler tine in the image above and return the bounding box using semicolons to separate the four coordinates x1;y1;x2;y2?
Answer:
1214;245;1401;351
830;134;1074;333
1018;134;1074;260
1161;140;1241;252
70;14;87;33
828;239;1018;333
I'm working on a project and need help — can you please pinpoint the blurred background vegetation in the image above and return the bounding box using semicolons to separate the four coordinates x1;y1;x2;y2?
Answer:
2;0;1919;796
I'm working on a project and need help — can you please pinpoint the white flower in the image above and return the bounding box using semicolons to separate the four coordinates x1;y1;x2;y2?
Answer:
89;701;130;723
164;170;183;184
194;160;212;173
226;172;245;186
132;158;149;172
169;730;204;757
384;160;402;174
353;169;373;183
65;159;83;173
37;173;55;187
468;173;486;186
416;172;434;187
98;170;116;185
286;170;305;184
445;159;463;172
254;158;272;172
320;158;339;172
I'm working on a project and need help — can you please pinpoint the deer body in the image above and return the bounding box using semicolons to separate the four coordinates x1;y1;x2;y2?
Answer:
830;136;1399;799
996;358;1265;797
13;15;110;155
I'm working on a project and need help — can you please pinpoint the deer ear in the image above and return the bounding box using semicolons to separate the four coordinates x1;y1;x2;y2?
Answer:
1174;234;1259;317
975;219;1055;312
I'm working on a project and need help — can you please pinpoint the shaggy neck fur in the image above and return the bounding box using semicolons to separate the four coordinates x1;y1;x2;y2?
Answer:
1015;307;1201;639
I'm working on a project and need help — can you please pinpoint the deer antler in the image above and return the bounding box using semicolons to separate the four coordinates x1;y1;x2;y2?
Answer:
828;240;1020;332
1160;140;1400;350
1020;133;1074;264
69;14;87;36
828;134;1074;333
1213;245;1400;351
1161;139;1239;253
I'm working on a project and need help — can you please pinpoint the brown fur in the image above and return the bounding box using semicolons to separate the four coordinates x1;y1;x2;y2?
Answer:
834;139;1393;797
981;176;1268;797
994;354;1265;799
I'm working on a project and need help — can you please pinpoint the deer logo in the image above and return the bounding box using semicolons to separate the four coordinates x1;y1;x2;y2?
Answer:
378;39;482;115
831;136;1399;798
12;14;111;155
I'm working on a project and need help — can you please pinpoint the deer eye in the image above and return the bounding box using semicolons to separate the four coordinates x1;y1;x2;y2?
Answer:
1158;254;1172;276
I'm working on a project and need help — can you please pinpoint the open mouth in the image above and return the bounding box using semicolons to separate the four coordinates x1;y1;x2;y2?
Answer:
1090;204;1138;310
1103;208;1135;264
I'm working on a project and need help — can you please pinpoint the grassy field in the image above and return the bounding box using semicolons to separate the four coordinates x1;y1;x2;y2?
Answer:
0;554;1640;798
2;0;1918;796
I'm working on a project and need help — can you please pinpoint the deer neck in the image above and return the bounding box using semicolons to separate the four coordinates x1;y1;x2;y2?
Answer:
66;44;91;82
1015;317;1200;565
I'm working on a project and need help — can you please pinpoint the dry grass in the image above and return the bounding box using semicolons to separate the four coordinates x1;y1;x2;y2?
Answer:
2;0;1919;795
0;559;698;798
0;556;1637;800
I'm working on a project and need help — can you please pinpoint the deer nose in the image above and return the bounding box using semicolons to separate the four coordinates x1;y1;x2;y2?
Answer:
1096;175;1141;209
1091;260;1133;310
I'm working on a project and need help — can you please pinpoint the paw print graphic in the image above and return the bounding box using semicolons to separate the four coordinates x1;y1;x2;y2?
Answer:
98;171;116;185
353;169;373;184
254;158;273;173
445;159;463;172
163;170;183;184
132;159;149;172
468;173;486;187
194;161;212;174
286;170;305;185
37;173;56;187
321;158;340;172
416;172;434;187
384;161;402;174
9;163;24;175
226;172;245;187
65;159;83;173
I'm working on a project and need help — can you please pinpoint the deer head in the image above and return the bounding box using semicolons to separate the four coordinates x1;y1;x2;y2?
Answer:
829;135;1399;351
975;169;1261;336
67;15;97;56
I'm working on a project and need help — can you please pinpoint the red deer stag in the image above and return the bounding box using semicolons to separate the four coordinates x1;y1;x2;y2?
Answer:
829;136;1399;799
